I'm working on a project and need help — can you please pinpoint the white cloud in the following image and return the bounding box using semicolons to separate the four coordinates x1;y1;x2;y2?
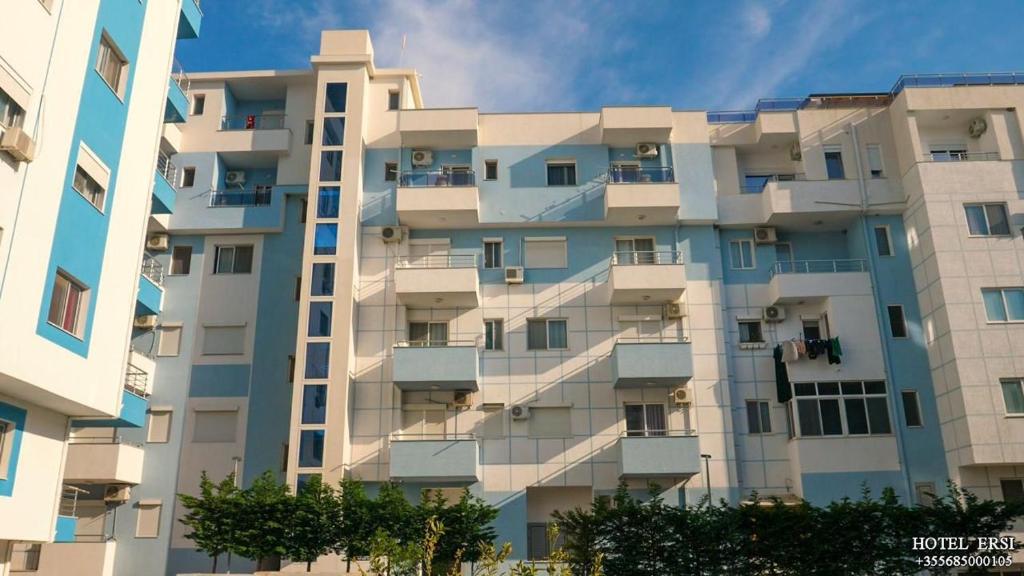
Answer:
743;3;773;40
243;0;345;64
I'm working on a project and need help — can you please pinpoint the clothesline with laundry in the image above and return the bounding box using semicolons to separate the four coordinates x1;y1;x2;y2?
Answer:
777;337;843;365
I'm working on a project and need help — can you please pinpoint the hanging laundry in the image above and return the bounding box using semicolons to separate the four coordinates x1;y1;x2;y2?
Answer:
795;339;807;355
782;340;799;363
827;337;843;364
773;345;792;402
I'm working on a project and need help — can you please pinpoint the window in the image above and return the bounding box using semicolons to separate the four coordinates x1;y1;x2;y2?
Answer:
314;224;338;255
136;501;162;538
96;33;128;97
409;322;448;346
387;90;400;111
930;146;968;162
295;276;302;301
965;203;1011;236
305;342;330;379
288;355;295;383
901;390;923;427
866;144;884;178
746;400;772;434
801;318;822;340
982;288;1024;323
874;226;892;257
915;482;937;507
545;161;576;186
180;167;196;188
742;174;771;193
170;246;192;275
213;245;253;274
528;407;572;438
484;319;503;351
300;199;308;224
527;319;568;350
324;83;347;113
729;239;755;270
322;117;345;147
1000;378;1024;414
481;404;506;438
0;419;14;480
774;242;793;263
72;165;106;210
147;409;172;443
527;523;565;560
304;120;315;145
887;305;907;338
0;88;25;129
614;238;656;265
402;406;447;437
202;326;245;356
191;94;205;115
1001;479;1024;504
307;302;333;337
157;325;182;356
384;161;398;182
193;410;237;443
624;404;667;436
792;380;891;437
47;270;87;337
484;160;498;181
9;543;40;571
524;238;567;269
320;151;343;181
483;239;503;269
824;146;845;180
737;320;763;344
317;186;341;218
298;430;325;467
310;263;335;296
301;385;328;424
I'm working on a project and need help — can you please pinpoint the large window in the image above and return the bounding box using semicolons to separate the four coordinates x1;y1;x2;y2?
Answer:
47;270;88;337
402;406;447;437
524;238;567;269
322;117;345;147
545;161;576;186
307;302;333;337
310;263;335;296
791;381;891;437
408;321;448;346
317;187;341;218
746;400;772;434
298;430;325;467
624;403;667;437
982;288;1024;323
527;319;568;350
738;320;763;344
824;146;845;180
301;385;328;424
729;239;755;270
320;151;343;182
305;342;330;379
214;245;253;274
72;165;106;210
1001;378;1024;415
965;203;1011;237
324;83;347;113
96;33;128;97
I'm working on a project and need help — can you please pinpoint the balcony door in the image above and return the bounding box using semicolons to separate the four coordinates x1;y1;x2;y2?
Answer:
612;161;641;183
402;405;447;439
409;321;449;347
615;238;655;265
408;239;450;267
624;403;667;437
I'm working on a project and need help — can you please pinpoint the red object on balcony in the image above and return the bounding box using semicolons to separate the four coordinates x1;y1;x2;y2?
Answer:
245;115;255;130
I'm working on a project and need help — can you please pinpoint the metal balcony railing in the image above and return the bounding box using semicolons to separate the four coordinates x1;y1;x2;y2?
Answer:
740;173;807;193
156;150;176;183
395;339;478;348
398;170;476;187
59;485;87;517
171;59;189;95
924;151;999;162
770;259;867;277
615;335;691;344
396;254;478;269
141;254;164;286
621;429;698;438
220;114;287;131
611;250;681;265
124;364;149;398
608;165;675;184
890;72;1024;96
209;186;273;207
391;433;476;441
67;435;143;447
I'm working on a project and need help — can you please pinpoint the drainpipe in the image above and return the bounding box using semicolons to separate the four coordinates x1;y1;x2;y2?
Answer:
849;122;915;501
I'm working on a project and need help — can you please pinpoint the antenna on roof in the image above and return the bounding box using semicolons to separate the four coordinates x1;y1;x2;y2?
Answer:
399;34;407;67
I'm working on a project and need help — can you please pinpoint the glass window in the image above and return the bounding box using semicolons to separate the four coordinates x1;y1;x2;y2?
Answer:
866;144;884;178
298;430;325;467
1001;379;1024;414
214;245;253;274
297;473;322;493
192;94;205;115
1001;479;1024;504
485;160;498;181
181;167;196;188
746;400;771;434
824;147;845;179
802;319;821;340
387;90;400;111
729;239;755;270
72;166;106;210
322;117;345;147
96;34;128;97
408;322;448;346
47;270;87;336
384;161;398;182
738;320;763;343
483;240;503;269
305;342;330;379
624;404;667;437
901;390;923;427
317;187;340;218
774;242;793;263
965;203;1011;236
307;302;332;337
310;263;335;296
742;174;771;194
983;288;1024;322
844;398;869;435
313;224;338;255
526;319;568;350
887;305;907;338
324;83;347;113
484;319;503;351
545;162;576;186
547;320;568;349
0;88;25;129
874;226;892;257
793;380;890;437
320;151;343;182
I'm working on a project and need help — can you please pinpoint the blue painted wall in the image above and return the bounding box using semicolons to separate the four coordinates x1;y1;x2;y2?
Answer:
0;401;27;497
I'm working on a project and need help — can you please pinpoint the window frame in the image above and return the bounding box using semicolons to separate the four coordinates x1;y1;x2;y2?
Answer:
408;321;449;347
729;239;756;270
823;145;845;180
982;288;1024;323
72;165;107;212
482;239;503;269
484;159;498;181
790;380;892;438
169;245;192;276
181;166;196;188
384;161;398;182
0;88;26;130
47;270;88;338
737;319;764;344
526;318;569;351
387;89;400;111
95;32;129;99
887;305;908;339
874;225;893;257
746;400;772;434
1000;478;1024;504
964;203;1012;237
213;245;254;275
484;319;504;351
623;402;668;437
900;389;923;428
1000;378;1024;415
865;143;885;178
545;160;577;187
191;94;205;116
0;419;14;481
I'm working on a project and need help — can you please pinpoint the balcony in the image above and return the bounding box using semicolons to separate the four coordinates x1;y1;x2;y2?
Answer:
207;114;291;155
209;186;273;207
611;338;693;389
923;151;1000;162
135;254;164;316
599;106;673;146
392;343;479;391
398;108;479;148
396;171;480;228
768;259;870;305
719;177;902;227
71;356;151;428
389;435;480;482
608;251;685;304
33;542;117;576
152;151;176;215
605;167;680;225
63;438;144;485
53;486;86;543
618;432;701;479
394;255;479;308
177;0;202;39
164;60;189;123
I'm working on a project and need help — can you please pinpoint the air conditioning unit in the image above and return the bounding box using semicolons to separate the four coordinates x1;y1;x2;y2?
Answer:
664;302;685;319
147;233;170;252
635;142;659;158
672;387;691;405
452;391;472;409
381;226;404;243
504;266;524;284
789;142;803;161
104;485;132;503
225;171;246;186
134;315;158;329
754;227;778;244
411;149;433;167
510;404;530;420
0;127;36;163
968;116;988;138
763;305;786;322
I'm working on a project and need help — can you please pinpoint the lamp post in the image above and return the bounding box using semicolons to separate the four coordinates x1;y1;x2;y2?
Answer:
700;453;712;503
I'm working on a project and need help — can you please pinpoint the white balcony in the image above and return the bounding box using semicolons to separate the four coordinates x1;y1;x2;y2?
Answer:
718;178;902;227
389;436;480;483
618;432;701;479
200;114;291;155
608;251;685;304
33;541;117;576
392;343;479;391
396;171;480;228
768;259;870;305
599;106;673;146
604;166;680;225
394;255;479;308
398;108;479;148
63;439;144;485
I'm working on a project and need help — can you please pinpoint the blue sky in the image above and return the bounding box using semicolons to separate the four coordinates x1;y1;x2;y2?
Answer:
177;0;1024;112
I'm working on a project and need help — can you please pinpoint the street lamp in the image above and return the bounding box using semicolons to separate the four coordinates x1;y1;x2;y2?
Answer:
700;454;712;503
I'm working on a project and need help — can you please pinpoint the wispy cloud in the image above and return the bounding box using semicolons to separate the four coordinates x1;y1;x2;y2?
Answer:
243;0;346;65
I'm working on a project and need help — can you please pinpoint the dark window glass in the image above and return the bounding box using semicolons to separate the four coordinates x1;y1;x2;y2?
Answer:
874;226;892;256
738;320;763;343
546;163;576;186
320;151;342;182
322;117;345;147
820;399;843;435
866;397;892;434
301;385;328;424
864;381;886;395
384;162;398;182
483;241;502;269
485;160;498;180
192;94;205;115
182;167;196;188
308;302;333;337
793;383;817;396
824;150;845;179
298;429;325;467
1000;479;1024;504
317;187;341;218
901;390;922;427
324;83;347;113
797;399;821;436
314;224;338;255
171;246;192;275
844;398;869;434
311;263;335;296
387;90;400;111
305;342;330;379
304;120;314;145
888;305;907;338
527;320;547;350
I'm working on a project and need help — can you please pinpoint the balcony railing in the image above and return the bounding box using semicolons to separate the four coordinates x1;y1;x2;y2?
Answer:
398;170;476;187
770;259;867;277
67;435;143;448
141;254;164;286
220;114;287;131
124;364;149;398
391;433;476;441
621;429;697;438
608;166;675;184
156;150;176;183
890;72;1024;96
924;151;999;162
395;339;477;349
611;250;681;265
396;254;478;269
171;59;189;94
740;173;807;193
615;335;690;345
59;485;87;518
209;186;273;207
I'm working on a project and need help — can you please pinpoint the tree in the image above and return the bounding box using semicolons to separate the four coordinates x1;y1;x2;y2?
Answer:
288;475;342;572
338;477;375;571
421;488;499;566
234;471;293;570
177;471;241;572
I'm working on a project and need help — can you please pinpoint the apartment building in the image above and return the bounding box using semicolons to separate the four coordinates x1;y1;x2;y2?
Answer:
0;1;202;575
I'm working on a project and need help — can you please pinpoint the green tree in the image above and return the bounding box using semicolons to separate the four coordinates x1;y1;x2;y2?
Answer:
338;477;375;571
421;488;499;566
177;471;241;572
234;471;293;570
288;475;342;572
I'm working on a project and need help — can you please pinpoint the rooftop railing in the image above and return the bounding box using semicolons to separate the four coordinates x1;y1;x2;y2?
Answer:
156;150;176;183
611;250;681;265
396;254;478;269
398;170;476;187
607;165;675;184
209;186;273;207
141;253;164;286
924;151;1000;162
220;114;287;131
770;259;867;277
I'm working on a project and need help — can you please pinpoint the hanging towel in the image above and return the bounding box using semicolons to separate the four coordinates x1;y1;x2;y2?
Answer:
795;339;807;356
773;346;792;402
827;337;842;365
831;337;842;357
782;340;799;363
